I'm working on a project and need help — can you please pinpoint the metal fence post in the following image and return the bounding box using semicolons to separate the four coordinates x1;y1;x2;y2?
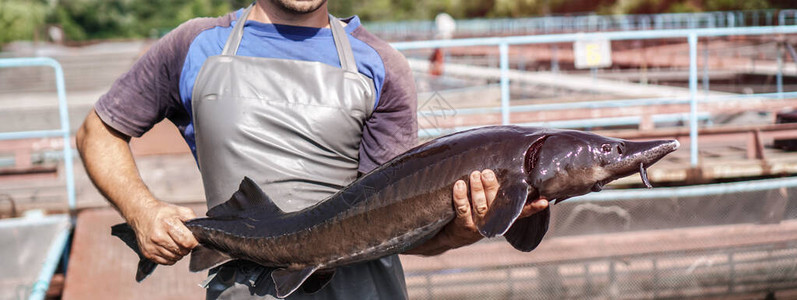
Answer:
689;33;699;167
777;41;784;97
54;61;76;212
779;10;786;26
703;38;710;96
551;45;559;73
766;11;773;26
500;42;510;125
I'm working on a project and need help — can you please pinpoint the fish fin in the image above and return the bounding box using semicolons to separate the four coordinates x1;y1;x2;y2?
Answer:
206;176;285;219
111;223;158;282
504;206;550;252
271;266;320;298
188;245;233;272
136;260;158;282
301;269;336;294
476;182;529;237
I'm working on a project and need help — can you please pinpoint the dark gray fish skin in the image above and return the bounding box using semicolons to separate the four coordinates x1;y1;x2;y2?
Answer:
112;126;679;298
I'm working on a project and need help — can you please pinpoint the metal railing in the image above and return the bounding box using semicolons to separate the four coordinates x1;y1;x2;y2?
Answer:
0;57;75;210
368;9;797;40
392;25;797;168
0;57;75;300
407;240;797;299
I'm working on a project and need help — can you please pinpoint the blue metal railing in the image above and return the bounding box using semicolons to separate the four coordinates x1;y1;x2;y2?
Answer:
574;176;797;202
0;57;76;211
367;9;797;39
393;25;797;167
0;57;75;300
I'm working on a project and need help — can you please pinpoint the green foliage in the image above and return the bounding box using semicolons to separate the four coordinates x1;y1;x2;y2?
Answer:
0;0;793;44
704;0;771;11
0;0;47;44
49;0;244;40
1;0;251;43
492;0;544;18
329;0;501;21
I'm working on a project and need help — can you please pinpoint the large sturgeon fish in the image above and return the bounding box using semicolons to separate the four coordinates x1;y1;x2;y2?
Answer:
113;126;678;298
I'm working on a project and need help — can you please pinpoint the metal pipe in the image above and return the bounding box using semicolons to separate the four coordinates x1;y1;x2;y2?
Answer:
418;91;797;118
417;113;713;139
391;26;797;50
777;42;784;97
766;11;773;26
0;57;75;212
689;33;699;167
779;10;790;26
499;43;510;125
703;38;710;95
752;11;759;27
573;176;797;202
28;216;71;300
54;61;75;212
787;42;797;64
0;129;68;141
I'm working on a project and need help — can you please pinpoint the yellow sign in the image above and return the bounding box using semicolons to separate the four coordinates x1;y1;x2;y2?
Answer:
574;39;612;69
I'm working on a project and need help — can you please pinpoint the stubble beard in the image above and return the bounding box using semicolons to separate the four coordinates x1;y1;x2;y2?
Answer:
267;0;328;15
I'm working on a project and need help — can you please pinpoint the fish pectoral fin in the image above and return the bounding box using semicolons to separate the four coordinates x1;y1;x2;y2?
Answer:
189;245;233;272
206;176;285;219
136;259;158;282
111;223;158;282
504;206;550;252
271;266;320;299
477;182;529;237
301;268;336;294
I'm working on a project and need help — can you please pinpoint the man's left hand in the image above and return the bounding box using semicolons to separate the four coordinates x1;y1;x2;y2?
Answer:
405;169;549;256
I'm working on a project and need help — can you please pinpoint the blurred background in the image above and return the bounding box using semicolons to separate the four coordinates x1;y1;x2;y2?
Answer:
2;0;797;299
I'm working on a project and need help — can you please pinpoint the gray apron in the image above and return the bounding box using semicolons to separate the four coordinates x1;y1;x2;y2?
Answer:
191;5;408;299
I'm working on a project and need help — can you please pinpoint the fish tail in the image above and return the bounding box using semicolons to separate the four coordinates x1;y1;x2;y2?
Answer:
111;223;159;282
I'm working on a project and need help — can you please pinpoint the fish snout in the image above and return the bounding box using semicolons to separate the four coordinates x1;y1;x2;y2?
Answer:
626;139;679;166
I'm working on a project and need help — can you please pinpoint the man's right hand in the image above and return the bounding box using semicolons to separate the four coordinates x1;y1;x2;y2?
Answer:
128;201;199;265
76;109;199;265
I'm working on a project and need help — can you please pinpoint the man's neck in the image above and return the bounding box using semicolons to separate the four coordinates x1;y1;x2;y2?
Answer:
250;0;330;28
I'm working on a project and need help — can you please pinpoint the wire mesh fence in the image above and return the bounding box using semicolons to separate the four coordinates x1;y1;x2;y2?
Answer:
404;184;797;299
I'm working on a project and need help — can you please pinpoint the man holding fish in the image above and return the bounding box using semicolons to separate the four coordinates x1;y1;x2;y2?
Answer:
76;0;549;299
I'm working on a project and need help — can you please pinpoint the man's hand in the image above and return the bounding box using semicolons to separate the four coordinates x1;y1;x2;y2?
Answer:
128;201;199;265
405;169;549;256
76;109;198;265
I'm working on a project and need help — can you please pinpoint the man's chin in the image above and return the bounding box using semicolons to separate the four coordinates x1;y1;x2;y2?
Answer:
268;0;327;15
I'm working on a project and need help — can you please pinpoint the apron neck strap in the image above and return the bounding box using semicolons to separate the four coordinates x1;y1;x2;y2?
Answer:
221;4;358;73
221;4;253;56
328;14;358;73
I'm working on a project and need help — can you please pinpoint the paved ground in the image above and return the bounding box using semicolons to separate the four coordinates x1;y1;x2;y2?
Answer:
63;207;207;300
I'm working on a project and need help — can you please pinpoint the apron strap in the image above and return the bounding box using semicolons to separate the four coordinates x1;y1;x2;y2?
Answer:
222;4;254;56
328;14;359;73
220;4;358;73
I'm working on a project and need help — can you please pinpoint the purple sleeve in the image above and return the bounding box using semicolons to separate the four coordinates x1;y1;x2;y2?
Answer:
353;28;419;173
94;16;230;137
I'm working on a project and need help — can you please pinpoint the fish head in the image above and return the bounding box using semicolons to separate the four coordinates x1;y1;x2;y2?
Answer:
525;130;679;203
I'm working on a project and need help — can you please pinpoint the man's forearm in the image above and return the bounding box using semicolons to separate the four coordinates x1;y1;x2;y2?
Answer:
76;109;157;222
77;109;199;264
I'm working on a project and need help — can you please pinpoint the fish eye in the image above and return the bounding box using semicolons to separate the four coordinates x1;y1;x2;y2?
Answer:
601;144;612;153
